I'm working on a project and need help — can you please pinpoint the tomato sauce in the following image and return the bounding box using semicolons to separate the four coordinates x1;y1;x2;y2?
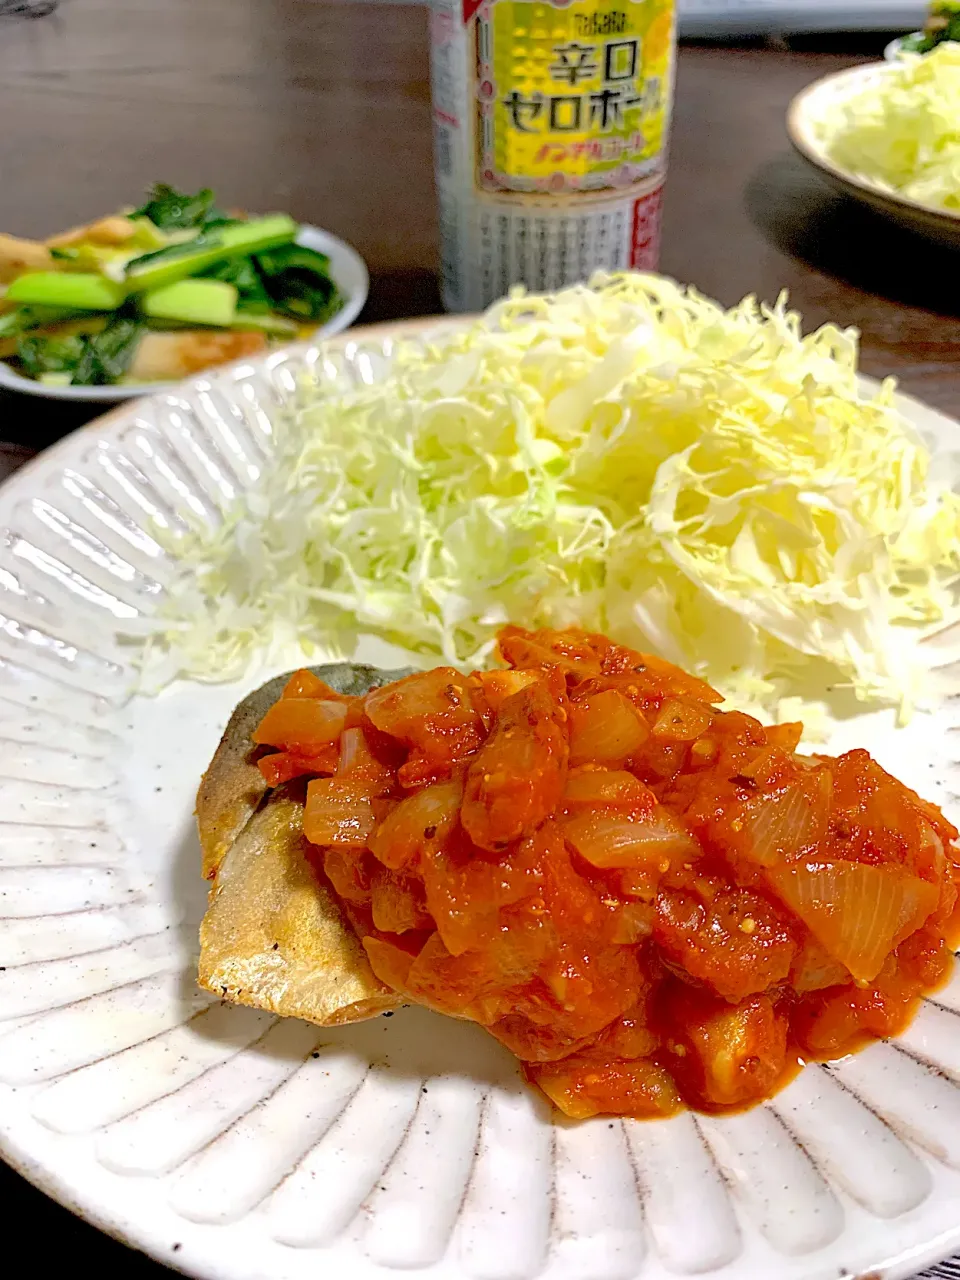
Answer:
253;626;960;1120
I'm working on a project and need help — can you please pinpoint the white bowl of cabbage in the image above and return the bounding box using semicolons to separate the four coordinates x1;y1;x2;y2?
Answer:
788;44;960;246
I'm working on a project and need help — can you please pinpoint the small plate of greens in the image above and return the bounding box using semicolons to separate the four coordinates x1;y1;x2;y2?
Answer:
0;184;368;401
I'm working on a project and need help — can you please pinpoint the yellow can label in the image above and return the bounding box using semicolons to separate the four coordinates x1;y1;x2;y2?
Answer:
474;0;675;194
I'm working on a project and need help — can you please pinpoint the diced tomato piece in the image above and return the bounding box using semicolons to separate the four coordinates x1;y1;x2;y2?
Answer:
789;934;945;1058
336;726;401;793
419;823;545;957
528;1056;681;1120
897;925;953;989
253;698;347;753
636;739;691;785
597;997;660;1058
364;668;486;786
461;679;569;850
469;669;541;716
282;669;353;701
257;745;339;786
654;883;797;1001
667;987;790;1111
497;625;604;677
533;821;614;944
825;748;959;877
538;939;645;1041
765;721;803;753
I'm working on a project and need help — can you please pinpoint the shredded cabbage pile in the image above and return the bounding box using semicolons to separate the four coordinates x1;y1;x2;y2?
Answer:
148;273;960;718
817;43;960;211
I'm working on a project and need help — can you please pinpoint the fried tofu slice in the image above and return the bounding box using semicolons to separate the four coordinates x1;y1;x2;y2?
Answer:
197;662;416;1026
46;215;142;248
0;233;54;284
128;329;267;382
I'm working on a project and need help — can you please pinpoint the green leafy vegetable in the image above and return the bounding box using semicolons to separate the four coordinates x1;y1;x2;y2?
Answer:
141;279;238;327
902;2;960;53
16;332;87;379
6;272;126;310
230;312;299;337
149;274;960;722
202;255;272;312
124;215;297;293
255;244;341;322
125;233;219;275
0;306;82;339
73;318;142;384
132;183;234;233
16;317;142;386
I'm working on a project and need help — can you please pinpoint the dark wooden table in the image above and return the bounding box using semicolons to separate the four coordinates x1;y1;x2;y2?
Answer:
1;1;958;1275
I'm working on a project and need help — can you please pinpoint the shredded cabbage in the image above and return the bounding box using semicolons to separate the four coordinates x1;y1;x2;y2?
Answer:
816;43;960;211
146;273;960;718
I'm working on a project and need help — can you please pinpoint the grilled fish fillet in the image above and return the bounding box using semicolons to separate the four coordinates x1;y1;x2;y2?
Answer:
196;663;414;1026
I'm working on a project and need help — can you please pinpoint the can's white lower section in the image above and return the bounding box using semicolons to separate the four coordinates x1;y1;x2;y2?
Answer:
439;178;665;312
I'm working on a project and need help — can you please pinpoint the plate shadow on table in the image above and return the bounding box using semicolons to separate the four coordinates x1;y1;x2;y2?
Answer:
745;151;960;321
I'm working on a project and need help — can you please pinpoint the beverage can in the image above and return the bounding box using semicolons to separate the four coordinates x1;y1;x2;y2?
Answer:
430;0;677;312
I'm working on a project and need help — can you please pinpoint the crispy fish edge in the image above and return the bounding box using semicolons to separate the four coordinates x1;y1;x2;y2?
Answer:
196;662;415;1027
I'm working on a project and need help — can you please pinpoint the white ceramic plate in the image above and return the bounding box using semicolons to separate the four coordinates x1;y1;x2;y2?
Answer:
3;323;960;1280
0;224;369;402
787;63;960;248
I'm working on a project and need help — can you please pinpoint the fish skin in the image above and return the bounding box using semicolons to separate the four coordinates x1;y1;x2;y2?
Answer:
196;662;415;1025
